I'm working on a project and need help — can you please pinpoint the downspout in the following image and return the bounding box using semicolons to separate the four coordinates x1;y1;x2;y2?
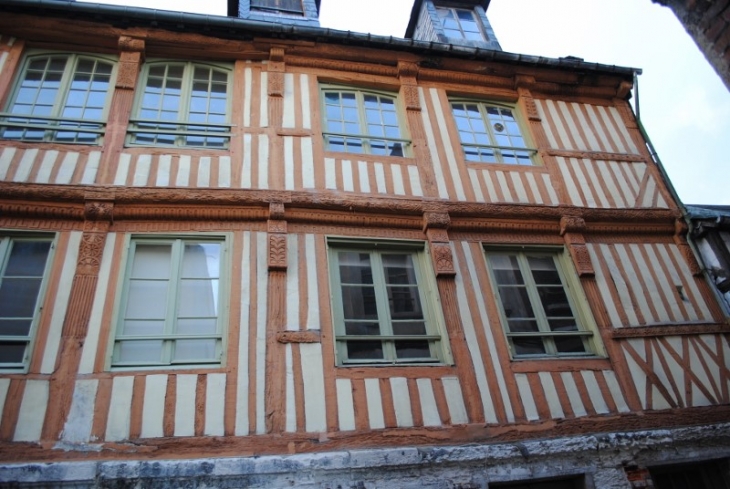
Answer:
633;73;730;316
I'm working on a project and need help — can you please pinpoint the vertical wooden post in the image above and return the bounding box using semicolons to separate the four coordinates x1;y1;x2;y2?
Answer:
423;210;484;423
42;199;114;440
97;36;145;185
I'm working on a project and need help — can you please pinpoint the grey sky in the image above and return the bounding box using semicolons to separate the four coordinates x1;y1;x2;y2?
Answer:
79;0;730;205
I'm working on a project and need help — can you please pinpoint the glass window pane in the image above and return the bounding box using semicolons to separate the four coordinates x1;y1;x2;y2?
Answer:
387;286;424;320
181;243;220;278
382;254;417;285
121;319;165;336
5;241;51;276
346;340;383;360
131;244;172;279
340;285;378;320
0;342;26;364
391;321;426;335
537;286;574;318
125;280;168;319
344;321;380;336
338;252;373;284
554;336;586;354
176;318;218;335
0;319;33;336
178;279;219;317
395;340;431;359
512;337;546;356
497;286;534;319
117;340;163;363
0;278;43;318
174;339;217;362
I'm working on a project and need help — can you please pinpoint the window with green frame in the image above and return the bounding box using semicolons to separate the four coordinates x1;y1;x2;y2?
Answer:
485;248;597;358
450;100;536;165
0;235;54;370
328;240;448;365
128;61;232;149
112;236;227;368
0;53;115;144
321;86;410;157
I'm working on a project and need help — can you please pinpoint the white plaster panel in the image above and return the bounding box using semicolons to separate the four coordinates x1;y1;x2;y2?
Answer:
105;376;134;441
335;378;356;431
390;377;414;428
538;372;564;419
37;149;58;183
305;234;320;330
13;147;38;182
14;380;49;442
156;154;171;186
176;155;191;186
515;374;539;421
441;377;468;425
141;375;167;439
560;372;587;417
285;234;299;331
235;232;251;436
581;371;609;414
0;147;17;179
132;154;151;186
300;343;327;432
364;378;385;430
174;374;197;437
256;233;268;434
416;378;441;427
205;373;226;436
420;88;448;199
285;344;296;432
41;231;82;374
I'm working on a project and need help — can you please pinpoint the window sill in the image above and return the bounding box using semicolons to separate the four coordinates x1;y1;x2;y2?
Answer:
323;150;415;163
463;160;543;171
109;363;223;374
334;364;456;378
509;357;611;373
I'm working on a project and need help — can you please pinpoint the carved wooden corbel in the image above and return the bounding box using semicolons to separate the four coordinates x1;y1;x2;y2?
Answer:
268;47;286;97
560;215;594;277
116;36;145;90
268;202;287;271
398;61;421;111
423;211;455;277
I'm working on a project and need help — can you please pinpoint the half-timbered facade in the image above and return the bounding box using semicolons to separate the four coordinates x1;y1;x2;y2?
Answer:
0;0;728;487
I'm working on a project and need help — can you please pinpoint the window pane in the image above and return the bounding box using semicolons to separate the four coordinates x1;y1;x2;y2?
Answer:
0;319;33;336
344;321;380;336
512;337;546;356
537;286;574;319
554;336;586;354
489;254;524;284
125;280;168;319
340;285;378;320
0;278;43;318
178;279;219;317
346;340;383;360
117;340;163;363
0;342;26;364
496;286;534;319
382;254;417;284
131;244;172;278
5;241;51;276
387;286;424;320
338;252;373;284
395;340;431;359
174;339;217;362
122;319;165;336
506;319;539;333
391;321;426;335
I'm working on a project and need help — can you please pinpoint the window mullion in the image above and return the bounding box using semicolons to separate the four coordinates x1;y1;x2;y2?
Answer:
177;63;194;147
522;253;559;355
356;91;370;153
371;251;396;361
164;239;184;364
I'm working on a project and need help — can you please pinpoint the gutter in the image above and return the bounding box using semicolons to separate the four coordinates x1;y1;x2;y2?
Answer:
0;0;641;79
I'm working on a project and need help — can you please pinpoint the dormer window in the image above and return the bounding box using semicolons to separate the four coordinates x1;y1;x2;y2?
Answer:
250;0;304;15
436;7;485;41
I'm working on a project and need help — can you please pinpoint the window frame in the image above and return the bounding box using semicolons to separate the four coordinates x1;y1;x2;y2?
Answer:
436;6;486;41
327;238;451;366
110;234;230;370
250;0;304;15
449;99;538;165
320;84;412;157
127;60;233;149
0;232;55;372
0;51;117;145
484;246;602;360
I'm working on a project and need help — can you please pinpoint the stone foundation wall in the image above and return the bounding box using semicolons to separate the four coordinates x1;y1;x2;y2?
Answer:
2;423;729;488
